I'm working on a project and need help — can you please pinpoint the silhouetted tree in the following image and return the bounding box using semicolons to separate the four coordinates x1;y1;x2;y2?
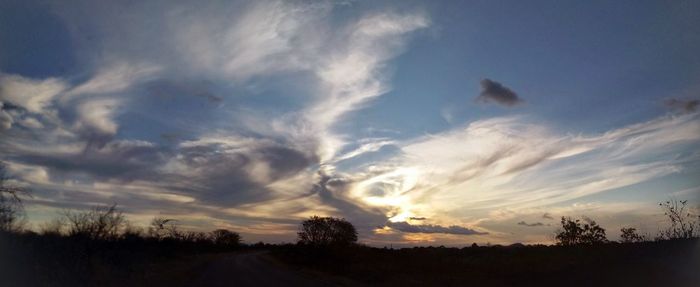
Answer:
210;229;241;247
657;199;699;240
620;227;646;243
0;161;30;232
298;216;358;246
555;216;607;246
62;204;126;240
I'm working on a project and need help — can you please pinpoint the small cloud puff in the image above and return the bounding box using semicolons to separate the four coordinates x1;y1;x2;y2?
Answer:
476;78;523;107
664;98;698;114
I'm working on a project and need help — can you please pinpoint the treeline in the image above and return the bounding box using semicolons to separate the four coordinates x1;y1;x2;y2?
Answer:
553;199;700;246
0;204;244;287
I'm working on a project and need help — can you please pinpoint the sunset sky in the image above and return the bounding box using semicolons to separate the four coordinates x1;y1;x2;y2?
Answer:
1;0;699;246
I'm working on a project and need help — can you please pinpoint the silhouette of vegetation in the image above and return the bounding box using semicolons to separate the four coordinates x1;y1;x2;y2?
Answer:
148;217;180;239
273;239;698;287
2;194;699;286
62;203;126;240
657;199;700;240
297;215;357;246
620;227;646;243
0;204;242;286
0;162;29;233
555;216;608;246
210;229;241;247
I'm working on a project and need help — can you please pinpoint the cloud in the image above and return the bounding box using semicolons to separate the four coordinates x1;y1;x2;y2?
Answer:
5;1;698;247
664;98;699;114
75;98;121;137
386;221;487;235
517;221;546;227
0;74;67;113
542;213;554;220
476;78;522;107
342;113;700;234
63;63;160;101
307;11;429;161
0;103;13;130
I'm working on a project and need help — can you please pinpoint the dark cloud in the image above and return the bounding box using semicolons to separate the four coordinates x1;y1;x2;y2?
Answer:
517;221;547;227
386;221;487;235
664;98;698;114
476;79;522;107
175;142;316;205
15;140;169;182
311;172;388;233
409;217;427;221
542;213;553;220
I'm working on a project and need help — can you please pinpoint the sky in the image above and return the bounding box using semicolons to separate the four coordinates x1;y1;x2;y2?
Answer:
1;0;699;246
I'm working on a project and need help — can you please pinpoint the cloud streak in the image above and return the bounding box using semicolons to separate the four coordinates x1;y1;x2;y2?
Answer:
517;221;546;227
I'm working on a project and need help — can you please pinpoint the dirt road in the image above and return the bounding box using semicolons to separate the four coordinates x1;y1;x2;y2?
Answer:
187;251;350;287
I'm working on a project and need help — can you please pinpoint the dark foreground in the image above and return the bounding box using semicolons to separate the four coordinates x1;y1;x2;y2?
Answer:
2;232;699;287
272;240;700;287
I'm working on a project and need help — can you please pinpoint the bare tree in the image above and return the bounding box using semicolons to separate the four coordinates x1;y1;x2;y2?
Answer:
0;161;30;232
62;204;126;240
555;216;608;246
298;216;358;246
657;199;699;240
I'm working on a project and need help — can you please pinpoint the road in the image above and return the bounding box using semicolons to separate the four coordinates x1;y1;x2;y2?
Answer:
187;251;351;287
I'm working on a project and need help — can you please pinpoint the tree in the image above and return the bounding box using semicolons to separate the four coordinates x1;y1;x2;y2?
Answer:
210;229;241;247
555;216;608;246
298;216;358;246
620;227;645;243
0;161;30;232
62;204;126;240
657;199;699;240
